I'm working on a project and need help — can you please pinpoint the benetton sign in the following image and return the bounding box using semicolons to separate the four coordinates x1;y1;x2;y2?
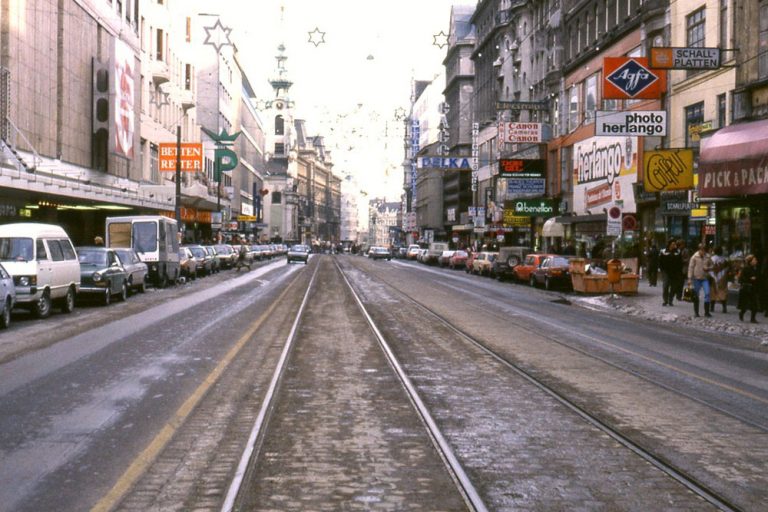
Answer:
510;198;556;217
159;143;204;172
595;111;667;136
498;159;546;178
650;47;721;70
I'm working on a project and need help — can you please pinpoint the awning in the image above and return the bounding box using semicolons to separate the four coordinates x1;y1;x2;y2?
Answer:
542;217;564;237
554;213;606;224
699;118;768;198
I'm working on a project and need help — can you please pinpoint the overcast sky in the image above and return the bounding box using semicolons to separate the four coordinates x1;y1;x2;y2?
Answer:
225;0;464;200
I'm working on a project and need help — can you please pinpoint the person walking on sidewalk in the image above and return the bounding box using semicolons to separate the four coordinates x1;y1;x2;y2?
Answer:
646;241;660;286
738;254;760;323
709;246;729;313
688;243;713;317
676;239;691;301
659;239;683;306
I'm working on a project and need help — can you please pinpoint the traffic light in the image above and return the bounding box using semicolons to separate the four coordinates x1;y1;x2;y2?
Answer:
92;59;109;170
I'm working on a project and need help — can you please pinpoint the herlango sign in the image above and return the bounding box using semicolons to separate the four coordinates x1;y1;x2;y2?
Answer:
572;136;638;215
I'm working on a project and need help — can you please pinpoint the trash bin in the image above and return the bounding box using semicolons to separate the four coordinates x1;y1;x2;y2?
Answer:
607;259;622;284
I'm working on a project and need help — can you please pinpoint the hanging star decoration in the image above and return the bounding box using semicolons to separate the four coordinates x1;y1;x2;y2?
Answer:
150;88;170;109
308;27;326;47
394;107;406;120
433;30;449;49
203;19;233;53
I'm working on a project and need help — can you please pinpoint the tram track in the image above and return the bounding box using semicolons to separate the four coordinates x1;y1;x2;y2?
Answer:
338;257;741;512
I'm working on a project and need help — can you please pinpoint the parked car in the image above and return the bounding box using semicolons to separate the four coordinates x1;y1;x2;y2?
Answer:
491;246;531;281
204;246;221;273
178;247;197;281
438;250;455;267
113;248;148;293
0;223;80;318
417;248;429;263
369;246;392;260
424;242;449;265
472;251;498;276
214;244;236;269
513;253;554;284
406;244;421;260
0;263;16;329
184;245;213;277
76;247;128;305
287;244;311;264
448;250;468;270
531;255;574;290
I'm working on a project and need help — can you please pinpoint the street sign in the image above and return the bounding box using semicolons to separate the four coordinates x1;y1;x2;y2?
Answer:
607;204;623;236
595;111;667;136
649;47;721;70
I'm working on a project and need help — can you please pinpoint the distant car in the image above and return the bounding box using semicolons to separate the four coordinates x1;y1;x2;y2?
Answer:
0;263;16;329
184;245;213;276
406;244;421;260
369;246;392;260
471;251;498;276
204;246;221;273
531;255;574;290
76;247;128;305
417;248;429;263
492;246;530;281
178;247;197;281
513;253;555;284
214;244;236;269
448;250;468;270
113;248;148;293
287;244;311;264
438;250;455;267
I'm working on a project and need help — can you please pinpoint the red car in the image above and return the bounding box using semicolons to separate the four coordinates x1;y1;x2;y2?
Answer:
449;250;468;270
530;255;574;290
513;253;554;284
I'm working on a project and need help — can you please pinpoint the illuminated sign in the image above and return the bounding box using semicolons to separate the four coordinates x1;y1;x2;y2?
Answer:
498;159;545;178
159;143;204;172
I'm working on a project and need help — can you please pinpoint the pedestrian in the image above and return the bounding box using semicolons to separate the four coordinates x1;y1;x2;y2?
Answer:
687;243;713;317
646;241;659;286
659;239;682;306
676;239;690;301
562;239;576;256
709;246;729;313
94;236;104;246
738;254;760;323
234;244;251;271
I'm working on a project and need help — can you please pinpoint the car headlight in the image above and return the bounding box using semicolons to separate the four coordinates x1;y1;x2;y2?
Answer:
18;276;30;286
92;272;103;282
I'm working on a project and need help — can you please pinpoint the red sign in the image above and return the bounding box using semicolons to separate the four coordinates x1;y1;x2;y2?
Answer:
603;57;667;100
159;143;204;172
622;214;637;231
498;159;546;178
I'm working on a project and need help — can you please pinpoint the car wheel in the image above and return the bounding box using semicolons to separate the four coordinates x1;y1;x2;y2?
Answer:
119;282;128;302
33;291;52;319
60;286;75;314
138;278;147;293
159;273;169;288
529;275;536;287
103;287;111;306
0;298;11;329
545;277;552;290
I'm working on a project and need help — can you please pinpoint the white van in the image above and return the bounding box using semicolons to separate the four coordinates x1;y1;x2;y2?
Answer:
0;223;80;318
105;215;180;287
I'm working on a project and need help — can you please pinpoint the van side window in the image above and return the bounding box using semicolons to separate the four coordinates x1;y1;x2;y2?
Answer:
167;223;178;251
47;240;65;261
59;239;77;260
36;239;48;261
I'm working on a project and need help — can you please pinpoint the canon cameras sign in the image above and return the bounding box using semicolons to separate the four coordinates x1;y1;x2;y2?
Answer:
595;111;667;137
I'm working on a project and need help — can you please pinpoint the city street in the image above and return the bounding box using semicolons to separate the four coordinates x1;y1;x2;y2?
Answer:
0;255;765;511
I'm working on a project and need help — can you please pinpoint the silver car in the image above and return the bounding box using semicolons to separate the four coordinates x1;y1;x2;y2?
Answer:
0;262;16;329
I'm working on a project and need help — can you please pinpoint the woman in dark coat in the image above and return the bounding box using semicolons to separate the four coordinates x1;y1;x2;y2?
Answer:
738;254;760;323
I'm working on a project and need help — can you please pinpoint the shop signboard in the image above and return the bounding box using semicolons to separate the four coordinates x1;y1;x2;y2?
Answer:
502;209;532;227
498;122;544;143
688;121;713;142
573;136;638;214
159;143;204;172
113;39;136;159
507;179;546;196
603;57;667;100
498;158;545;178
418;156;473;169
643;149;694;192
595;111;667;136
507;198;557;217
649;47;721;70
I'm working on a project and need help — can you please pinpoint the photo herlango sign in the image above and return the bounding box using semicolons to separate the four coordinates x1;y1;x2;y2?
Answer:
595;111;667;137
573;136;638;215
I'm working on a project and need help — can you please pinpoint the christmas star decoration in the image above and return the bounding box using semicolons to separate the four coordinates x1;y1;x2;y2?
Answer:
394;107;406;120
150;88;170;109
433;30;449;49
203;19;233;53
308;27;326;47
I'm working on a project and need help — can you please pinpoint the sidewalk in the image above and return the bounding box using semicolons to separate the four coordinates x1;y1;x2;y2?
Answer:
573;278;768;347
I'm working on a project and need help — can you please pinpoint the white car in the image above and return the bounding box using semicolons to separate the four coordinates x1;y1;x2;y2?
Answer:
287;244;311;264
0;262;16;328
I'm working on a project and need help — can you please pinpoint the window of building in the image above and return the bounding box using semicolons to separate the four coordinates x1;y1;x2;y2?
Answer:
719;0;728;50
186;17;191;42
717;93;727;128
560;146;571;195
272;191;282;204
150;142;159;183
275;115;284;135
584;74;597;124
274;142;285;155
568;84;580;132
760;1;768;79
685;101;705;149
687;8;706;48
156;28;164;61
185;64;192;90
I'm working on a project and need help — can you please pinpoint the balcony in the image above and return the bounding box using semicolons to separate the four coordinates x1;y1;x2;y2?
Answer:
176;88;195;111
151;59;170;85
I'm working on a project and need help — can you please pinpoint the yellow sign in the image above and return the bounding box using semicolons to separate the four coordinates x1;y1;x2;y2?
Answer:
687;121;713;142
237;215;257;222
502;210;530;227
643;149;694;192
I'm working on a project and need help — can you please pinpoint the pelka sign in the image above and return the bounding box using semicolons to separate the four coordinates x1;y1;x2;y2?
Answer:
418;156;472;170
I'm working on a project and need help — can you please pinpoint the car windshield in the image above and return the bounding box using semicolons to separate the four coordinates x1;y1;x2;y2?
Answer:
78;249;108;266
551;257;571;267
454;251;467;257
291;245;309;252
189;247;206;258
0;237;34;261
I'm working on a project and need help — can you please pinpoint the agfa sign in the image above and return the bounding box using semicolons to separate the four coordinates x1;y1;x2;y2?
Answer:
603;57;666;100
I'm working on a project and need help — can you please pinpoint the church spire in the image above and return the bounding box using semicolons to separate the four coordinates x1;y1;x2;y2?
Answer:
269;43;293;100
